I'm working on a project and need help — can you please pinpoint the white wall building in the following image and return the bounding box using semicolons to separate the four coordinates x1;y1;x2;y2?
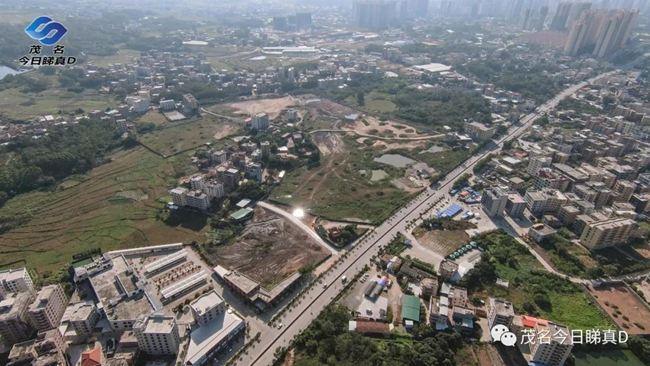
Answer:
27;284;67;331
133;313;181;356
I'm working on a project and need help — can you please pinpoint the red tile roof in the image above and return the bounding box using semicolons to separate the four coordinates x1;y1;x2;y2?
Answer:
81;347;103;366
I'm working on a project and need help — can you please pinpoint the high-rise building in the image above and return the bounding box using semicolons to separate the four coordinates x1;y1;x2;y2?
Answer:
527;156;552;175
170;187;188;207
529;322;573;366
296;12;312;31
566;2;592;29
27;284;67;332
537;5;550;30
260;141;271;158
564;9;638;58
580;217;636;250
593;9;638;58
0;291;35;345
204;181;225;199
353;0;394;29
251;113;270;131
190;174;205;191
133;313;181;356
246;163;263;183
550;2;573;30
225;168;240;190
481;186;509;217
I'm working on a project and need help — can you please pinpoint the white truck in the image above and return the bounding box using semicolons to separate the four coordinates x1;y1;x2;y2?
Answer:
341;275;347;283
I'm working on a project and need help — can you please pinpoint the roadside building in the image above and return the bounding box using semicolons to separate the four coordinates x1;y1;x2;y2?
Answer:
505;193;526;218
528;224;557;243
251;113;270;131
465;122;495;142
481;186;508;217
579;217;636;250
133;313;181;356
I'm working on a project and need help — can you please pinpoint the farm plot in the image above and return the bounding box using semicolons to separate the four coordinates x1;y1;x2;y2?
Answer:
589;283;650;335
207;206;329;289
0;147;205;273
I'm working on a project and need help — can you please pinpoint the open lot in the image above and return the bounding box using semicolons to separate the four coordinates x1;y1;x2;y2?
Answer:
138;114;240;156
87;48;142;68
589;282;650;335
0;147;206;273
573;350;646;366
413;229;471;257
272;134;417;222
207;206;329;289
229;96;296;120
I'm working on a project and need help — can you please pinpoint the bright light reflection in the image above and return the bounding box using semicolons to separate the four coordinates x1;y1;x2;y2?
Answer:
293;208;305;218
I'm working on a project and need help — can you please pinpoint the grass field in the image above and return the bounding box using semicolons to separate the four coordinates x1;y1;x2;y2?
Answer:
0;147;205;274
87;48;142;68
0;79;115;120
271;135;417;223
138;114;241;156
574;350;645;366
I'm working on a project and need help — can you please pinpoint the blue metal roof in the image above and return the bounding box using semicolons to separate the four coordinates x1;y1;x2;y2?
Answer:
438;204;462;218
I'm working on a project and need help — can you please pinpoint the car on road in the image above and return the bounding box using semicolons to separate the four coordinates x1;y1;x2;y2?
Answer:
277;323;283;329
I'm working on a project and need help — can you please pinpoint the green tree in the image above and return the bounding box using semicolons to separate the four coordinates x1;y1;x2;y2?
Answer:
356;91;365;107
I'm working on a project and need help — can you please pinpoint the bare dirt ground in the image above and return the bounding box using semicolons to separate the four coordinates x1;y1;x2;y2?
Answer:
371;139;429;150
414;230;470;257
207;206;329;289
589;283;650;335
229;96;296;120
311;131;345;156
631;242;650;259
343;116;421;137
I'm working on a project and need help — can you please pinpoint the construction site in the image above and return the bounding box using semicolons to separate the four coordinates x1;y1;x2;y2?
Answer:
207;206;330;289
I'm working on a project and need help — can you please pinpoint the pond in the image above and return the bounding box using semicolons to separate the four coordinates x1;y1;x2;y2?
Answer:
373;154;416;168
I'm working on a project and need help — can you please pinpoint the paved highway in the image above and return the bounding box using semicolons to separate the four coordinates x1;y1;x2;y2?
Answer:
232;70;620;366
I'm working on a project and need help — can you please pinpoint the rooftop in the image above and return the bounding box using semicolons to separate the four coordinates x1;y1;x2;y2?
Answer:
489;297;515;317
402;295;421;322
185;311;245;365
28;284;59;311
190;290;224;316
0;267;28;283
62;301;96;322
137;314;177;334
89;255;153;321
223;269;259;295
0;292;33;321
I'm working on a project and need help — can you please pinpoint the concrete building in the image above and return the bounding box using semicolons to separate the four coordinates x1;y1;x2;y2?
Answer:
558;205;580;226
182;93;199;110
525;190;547;215
612;179;635;203
204;181;225;199
580;218;636;250
481;186;508;217
185;291;246;366
185;190;210;211
246;163;263;183
0;268;34;300
61;301;99;337
487;298;515;333
170;187;188;207
0;291;35;345
190;290;225;327
353;0;393;29
527;156;552;175
251;113;270;131
260;141;271;158
505;193;526;218
27;284;67;332
7;328;67;366
225;168;240;190
190;175;205;191
159;99;176;111
133;313;181;356
465;122;496;142
529;224;557;243
530;322;573;366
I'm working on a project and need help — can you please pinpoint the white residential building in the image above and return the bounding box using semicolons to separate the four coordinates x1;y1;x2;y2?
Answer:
133;314;181;356
247;163;263;183
170;187;188;206
527;156;552;176
0;268;34;300
189;290;225;326
487;298;514;332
